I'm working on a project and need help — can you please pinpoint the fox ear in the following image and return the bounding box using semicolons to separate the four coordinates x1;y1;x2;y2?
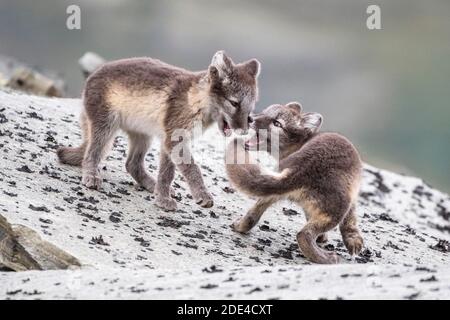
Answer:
208;65;220;83
210;50;233;78
302;112;323;133
244;59;261;78
286;101;302;114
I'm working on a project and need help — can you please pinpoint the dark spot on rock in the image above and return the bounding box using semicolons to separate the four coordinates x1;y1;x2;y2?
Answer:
103;191;121;199
378;213;398;223
177;241;198;250
109;212;122;223
200;165;213;173
39;218;53;224
222;186;235;194
257;238;272;246
28;204;50;212
0;113;8;124
200;283;218;289
182;232;205;240
79;196;99;204
259;224;276;232
192;210;206;218
415;266;436;273
116;188;131;196
17;165;34;173
420;275;437;282
282;207;299;216
63;196;77;204
209;211;218;219
404;292;420;300
365;168;391;194
89;235;109;246
26;111;44;121
3;191;17;197
413;185;433;202
6;289;22;295
247;287;262;294
134;237;150;247
80;212;104;223
436;203;450;221
429;239;450;253
77;202;98;211
157;216;190;229
202;265;223;273
383;241;403;251
356;248;374;263
39;165;60;179
404;226;416;235
42;186;60;193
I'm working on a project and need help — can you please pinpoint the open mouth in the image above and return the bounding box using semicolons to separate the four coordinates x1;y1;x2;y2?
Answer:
244;132;260;150
221;119;232;137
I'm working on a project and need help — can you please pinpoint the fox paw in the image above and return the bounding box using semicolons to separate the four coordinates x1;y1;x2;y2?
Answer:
82;173;102;190
136;177;156;193
231;217;255;234
343;232;364;256
232;220;248;234
155;196;177;212
193;190;214;208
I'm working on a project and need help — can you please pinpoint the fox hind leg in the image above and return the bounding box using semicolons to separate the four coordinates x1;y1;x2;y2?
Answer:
82;115;118;189
339;204;364;256
303;205;328;244
126;132;156;192
297;210;340;264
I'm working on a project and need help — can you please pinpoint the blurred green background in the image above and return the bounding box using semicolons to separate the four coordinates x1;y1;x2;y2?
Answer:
0;0;449;192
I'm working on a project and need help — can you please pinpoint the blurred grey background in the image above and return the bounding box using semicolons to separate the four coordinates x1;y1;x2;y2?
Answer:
0;0;449;192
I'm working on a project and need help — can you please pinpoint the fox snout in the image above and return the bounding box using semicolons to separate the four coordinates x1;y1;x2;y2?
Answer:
233;115;254;135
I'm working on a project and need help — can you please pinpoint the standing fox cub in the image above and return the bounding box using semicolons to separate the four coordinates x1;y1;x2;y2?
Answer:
226;102;364;264
57;51;260;211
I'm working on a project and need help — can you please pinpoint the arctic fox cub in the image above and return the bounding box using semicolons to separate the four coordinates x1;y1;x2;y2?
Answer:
226;102;364;264
58;51;260;211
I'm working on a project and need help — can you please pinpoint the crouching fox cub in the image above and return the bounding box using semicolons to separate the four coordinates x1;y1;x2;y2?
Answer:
226;102;364;264
57;51;260;211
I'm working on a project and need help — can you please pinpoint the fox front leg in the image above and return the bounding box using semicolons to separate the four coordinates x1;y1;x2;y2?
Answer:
155;149;177;211
170;143;213;208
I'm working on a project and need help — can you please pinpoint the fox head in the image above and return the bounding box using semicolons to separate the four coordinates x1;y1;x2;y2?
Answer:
244;102;323;157
208;51;260;136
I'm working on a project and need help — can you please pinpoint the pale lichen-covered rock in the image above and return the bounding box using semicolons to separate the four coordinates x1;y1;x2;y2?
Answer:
0;215;80;271
0;89;449;299
0;55;65;97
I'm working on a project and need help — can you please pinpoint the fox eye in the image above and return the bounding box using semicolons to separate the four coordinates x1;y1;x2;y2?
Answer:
229;100;240;108
273;120;282;128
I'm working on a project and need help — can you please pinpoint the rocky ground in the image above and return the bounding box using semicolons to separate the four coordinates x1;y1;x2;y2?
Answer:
0;89;449;299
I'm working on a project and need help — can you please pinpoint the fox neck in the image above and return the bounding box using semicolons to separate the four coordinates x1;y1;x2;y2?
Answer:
187;73;217;128
278;133;320;159
278;144;301;160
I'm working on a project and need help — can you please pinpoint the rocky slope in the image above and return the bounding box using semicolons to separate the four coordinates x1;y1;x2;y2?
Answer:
0;89;449;299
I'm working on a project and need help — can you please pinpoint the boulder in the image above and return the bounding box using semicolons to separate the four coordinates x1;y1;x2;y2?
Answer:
0;89;448;299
